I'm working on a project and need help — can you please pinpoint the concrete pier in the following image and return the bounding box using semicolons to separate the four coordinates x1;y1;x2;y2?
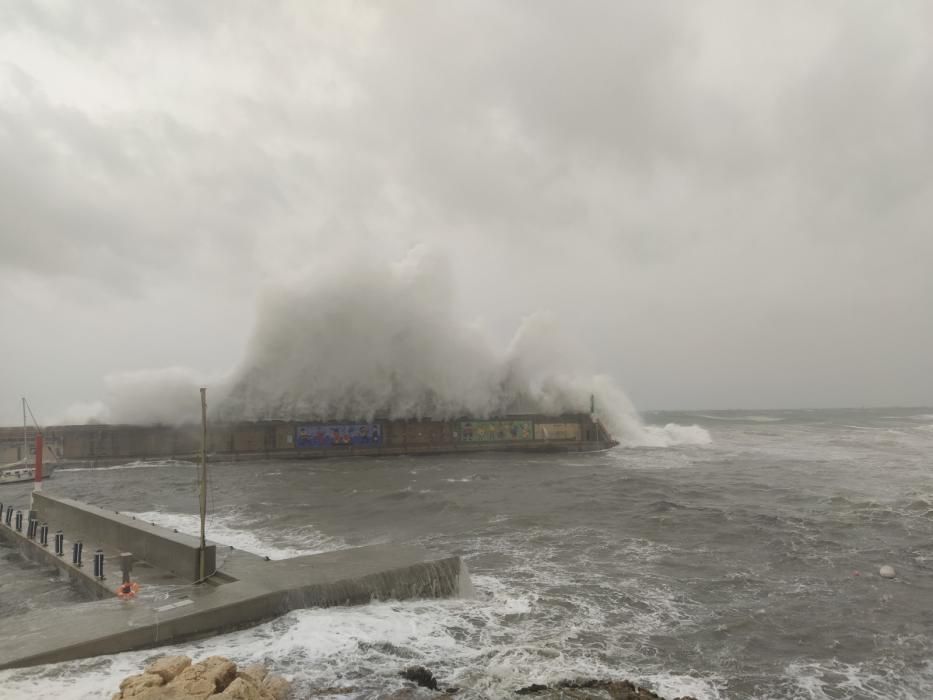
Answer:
0;493;467;670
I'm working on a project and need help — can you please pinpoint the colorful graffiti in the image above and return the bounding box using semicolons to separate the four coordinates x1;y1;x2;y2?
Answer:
459;420;532;442
295;423;382;448
534;422;581;441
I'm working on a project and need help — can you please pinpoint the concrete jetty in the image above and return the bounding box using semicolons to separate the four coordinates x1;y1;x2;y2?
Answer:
0;492;467;670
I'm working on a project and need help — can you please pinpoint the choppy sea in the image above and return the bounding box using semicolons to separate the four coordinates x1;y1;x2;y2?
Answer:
1;408;932;699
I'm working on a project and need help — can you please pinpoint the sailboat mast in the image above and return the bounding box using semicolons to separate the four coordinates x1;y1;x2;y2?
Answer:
199;387;208;581
22;397;27;463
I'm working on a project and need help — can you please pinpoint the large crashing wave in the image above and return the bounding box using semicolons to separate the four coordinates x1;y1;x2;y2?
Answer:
69;248;709;447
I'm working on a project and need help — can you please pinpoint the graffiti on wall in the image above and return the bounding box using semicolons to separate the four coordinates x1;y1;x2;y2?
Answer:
295;423;382;448
533;422;580;441
459;420;532;442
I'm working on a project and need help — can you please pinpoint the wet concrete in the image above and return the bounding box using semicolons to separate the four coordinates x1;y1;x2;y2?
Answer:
0;493;467;669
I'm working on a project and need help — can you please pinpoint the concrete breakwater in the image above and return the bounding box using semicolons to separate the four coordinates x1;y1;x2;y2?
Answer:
0;413;616;466
0;491;468;670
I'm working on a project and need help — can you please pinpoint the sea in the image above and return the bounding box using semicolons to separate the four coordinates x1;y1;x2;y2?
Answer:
1;408;931;699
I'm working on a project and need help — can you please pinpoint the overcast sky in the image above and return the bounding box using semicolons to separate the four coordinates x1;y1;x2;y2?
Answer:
1;1;932;426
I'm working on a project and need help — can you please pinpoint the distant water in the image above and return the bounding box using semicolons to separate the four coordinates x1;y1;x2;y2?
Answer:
1;408;932;699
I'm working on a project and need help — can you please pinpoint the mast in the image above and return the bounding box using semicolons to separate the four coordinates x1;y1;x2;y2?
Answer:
199;387;208;582
22;397;28;464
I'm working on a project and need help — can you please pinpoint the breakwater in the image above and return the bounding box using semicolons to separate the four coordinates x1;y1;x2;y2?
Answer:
0;491;468;669
0;413;616;466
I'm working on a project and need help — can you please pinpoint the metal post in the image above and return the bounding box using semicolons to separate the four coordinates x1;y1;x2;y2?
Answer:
34;433;43;491
93;549;104;579
54;531;64;556
14;510;22;532
120;552;133;585
72;540;83;567
199;387;208;582
39;522;49;546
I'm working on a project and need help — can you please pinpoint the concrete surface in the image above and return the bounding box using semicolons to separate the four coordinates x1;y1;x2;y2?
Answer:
32;492;216;582
0;494;467;670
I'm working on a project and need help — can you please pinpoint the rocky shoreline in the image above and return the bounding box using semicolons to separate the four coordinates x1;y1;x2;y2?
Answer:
112;655;290;699
112;658;699;700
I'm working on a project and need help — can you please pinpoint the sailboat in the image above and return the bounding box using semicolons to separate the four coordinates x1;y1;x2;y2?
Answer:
0;398;55;486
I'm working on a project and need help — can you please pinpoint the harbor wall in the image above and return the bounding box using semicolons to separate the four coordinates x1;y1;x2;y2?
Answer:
0;413;615;464
31;492;215;582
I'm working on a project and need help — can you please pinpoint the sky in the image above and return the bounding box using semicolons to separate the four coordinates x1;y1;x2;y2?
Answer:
1;0;932;427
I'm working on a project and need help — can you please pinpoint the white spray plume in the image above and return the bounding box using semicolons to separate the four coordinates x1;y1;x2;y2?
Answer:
66;367;229;426
63;246;710;446
216;246;709;446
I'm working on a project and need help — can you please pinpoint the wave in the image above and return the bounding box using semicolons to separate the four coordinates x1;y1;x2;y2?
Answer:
689;413;783;423
631;423;713;447
0;590;725;699
62;248;709;451
58;459;196;472
780;658;933;700
127;509;345;560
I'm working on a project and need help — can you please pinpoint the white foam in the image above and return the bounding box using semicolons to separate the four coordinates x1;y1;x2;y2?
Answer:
781;658;933;700
0;519;729;700
128;509;345;560
58;459;196;473
628;423;713;447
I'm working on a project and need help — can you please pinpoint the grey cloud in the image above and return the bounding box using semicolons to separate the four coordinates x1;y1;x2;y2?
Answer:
0;1;931;425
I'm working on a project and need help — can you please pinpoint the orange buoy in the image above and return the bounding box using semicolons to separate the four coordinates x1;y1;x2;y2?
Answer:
116;581;141;599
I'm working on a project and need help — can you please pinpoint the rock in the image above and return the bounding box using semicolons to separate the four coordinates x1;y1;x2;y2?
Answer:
400;666;438;691
171;676;216;700
146;656;193;683
261;675;291;700
113;656;284;700
119;672;165;696
516;684;550;695
379;690;419;700
240;664;268;684
176;656;238;694
879;565;896;579
210;677;260;699
309;688;356;696
514;679;698;700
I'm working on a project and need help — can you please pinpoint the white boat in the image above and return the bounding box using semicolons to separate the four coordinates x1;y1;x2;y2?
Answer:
0;463;54;485
0;398;54;486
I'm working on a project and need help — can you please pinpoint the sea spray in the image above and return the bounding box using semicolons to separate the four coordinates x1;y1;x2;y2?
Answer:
64;247;709;446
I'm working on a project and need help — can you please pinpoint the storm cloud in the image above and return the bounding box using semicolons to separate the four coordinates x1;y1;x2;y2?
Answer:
1;1;931;426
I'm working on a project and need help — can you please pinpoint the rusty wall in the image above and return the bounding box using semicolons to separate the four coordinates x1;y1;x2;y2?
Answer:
533;422;581;441
231;425;270;453
459;419;533;442
275;423;295;450
384;420;452;447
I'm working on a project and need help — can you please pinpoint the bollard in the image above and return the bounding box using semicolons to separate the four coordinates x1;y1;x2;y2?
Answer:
54;531;64;556
4;506;11;526
27;518;38;539
120;553;133;584
39;522;49;547
73;540;83;567
14;510;22;532
93;549;105;579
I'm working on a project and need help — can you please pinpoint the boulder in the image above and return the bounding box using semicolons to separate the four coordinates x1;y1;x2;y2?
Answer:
240;664;268;684
400;666;438;691
119;673;165;696
176;656;238;694
113;657;286;700
515;679;698;700
210;676;261;699
261;675;291;700
146;656;193;684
